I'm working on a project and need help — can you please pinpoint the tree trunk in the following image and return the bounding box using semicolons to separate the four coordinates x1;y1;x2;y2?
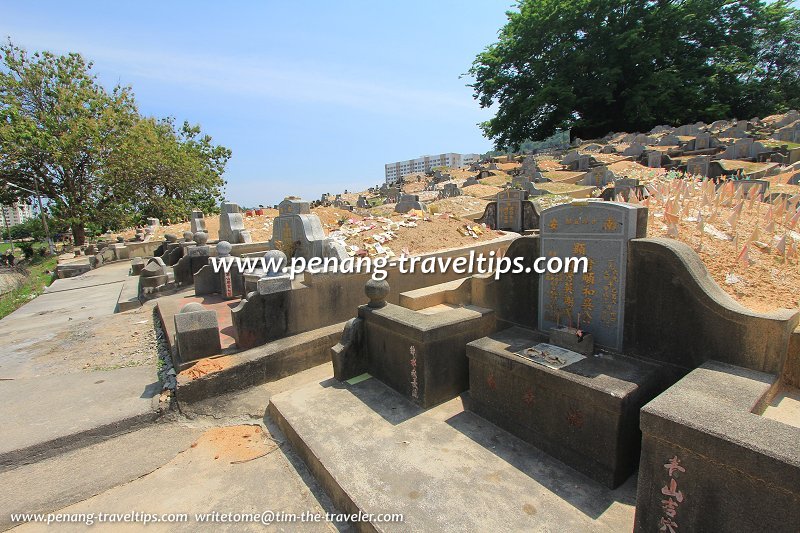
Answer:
72;223;86;246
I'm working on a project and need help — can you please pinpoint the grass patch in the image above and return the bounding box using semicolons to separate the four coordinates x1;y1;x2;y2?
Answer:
0;255;58;320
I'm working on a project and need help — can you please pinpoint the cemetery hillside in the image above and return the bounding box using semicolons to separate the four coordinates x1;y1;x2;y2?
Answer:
1;1;799;532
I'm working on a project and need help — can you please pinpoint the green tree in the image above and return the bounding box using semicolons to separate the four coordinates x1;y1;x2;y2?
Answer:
0;40;138;244
1;41;231;243
105;117;230;224
469;0;800;149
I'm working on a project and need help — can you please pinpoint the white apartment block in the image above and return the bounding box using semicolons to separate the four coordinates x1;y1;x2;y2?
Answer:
1;202;34;227
385;153;481;184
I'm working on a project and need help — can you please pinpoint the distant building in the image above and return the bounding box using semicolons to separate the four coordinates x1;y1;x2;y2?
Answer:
1;202;34;228
385;153;480;184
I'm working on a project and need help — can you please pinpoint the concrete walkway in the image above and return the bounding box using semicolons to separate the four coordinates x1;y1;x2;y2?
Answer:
0;261;161;470
3;364;344;532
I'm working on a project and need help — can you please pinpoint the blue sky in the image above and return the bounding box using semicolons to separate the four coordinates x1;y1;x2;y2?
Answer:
1;1;513;207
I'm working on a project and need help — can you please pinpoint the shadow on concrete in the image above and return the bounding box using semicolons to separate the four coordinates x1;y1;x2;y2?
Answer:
140;381;162;399
321;376;425;426
444;400;636;520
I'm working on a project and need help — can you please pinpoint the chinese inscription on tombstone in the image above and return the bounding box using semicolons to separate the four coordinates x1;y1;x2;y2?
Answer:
538;201;646;351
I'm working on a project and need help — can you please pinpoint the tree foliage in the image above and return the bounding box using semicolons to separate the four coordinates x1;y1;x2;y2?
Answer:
0;40;230;244
469;0;800;148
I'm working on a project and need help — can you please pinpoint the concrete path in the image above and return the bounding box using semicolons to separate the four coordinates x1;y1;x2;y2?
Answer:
0;261;161;470
4;364;346;532
269;375;638;532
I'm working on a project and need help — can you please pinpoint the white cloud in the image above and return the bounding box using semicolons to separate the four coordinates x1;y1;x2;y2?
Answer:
4;29;478;116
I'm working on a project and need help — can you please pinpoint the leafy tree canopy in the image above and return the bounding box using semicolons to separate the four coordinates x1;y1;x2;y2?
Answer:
0;40;231;244
469;0;800;149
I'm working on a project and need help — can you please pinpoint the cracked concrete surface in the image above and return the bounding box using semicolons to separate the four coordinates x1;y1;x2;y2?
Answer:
3;364;350;532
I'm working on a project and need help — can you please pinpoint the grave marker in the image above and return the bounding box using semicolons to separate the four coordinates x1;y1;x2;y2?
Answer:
538;201;646;351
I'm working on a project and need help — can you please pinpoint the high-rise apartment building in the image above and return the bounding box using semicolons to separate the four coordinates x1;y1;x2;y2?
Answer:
385;153;480;184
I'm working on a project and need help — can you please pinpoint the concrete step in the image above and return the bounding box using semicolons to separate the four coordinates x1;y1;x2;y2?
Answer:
268;375;636;532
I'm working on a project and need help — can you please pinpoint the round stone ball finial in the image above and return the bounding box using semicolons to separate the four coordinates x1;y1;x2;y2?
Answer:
263;249;288;277
180;302;205;314
194;232;209;246
182;231;194;241
165;233;178;243
216;241;232;257
365;278;390;308
116;235;125;243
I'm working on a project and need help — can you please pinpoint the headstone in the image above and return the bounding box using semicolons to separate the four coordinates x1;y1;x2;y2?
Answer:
686;155;711;177
219;202;247;244
693;132;711;150
270;197;329;259
496;189;526;232
729;179;769;197
190;209;207;234
622;143;644;157
395;194;428;214
146;217;160;228
658;135;680;147
356;195;369;208
438;183;463;199
647;151;662;168
538;201;647;351
173;302;222;364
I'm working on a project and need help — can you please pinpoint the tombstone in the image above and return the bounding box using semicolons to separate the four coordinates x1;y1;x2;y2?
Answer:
496;189;526;232
438;183;463;199
138;257;170;293
538;201;647;351
729;179;769;197
519;155;540;178
219;202;248;244
190;209;207;234
583;166;613;187
463;176;480;187
130;257;145;275
511;176;546;197
657;135;680;147
395;194;428;214
613;178;640;201
675;123;700;136
693;132;711;150
622;143;644;157
600;145;617;154
646;151;662;168
356;195;369;208
632;134;656;146
270;197;330;259
385;186;401;203
146;217;160;228
561;150;580;166
686;155;711;177
173;232;212;286
173;303;222;366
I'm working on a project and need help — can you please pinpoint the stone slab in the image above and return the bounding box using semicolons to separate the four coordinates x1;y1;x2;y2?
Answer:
467;326;664;488
635;361;800;532
269;375;636;532
0;367;160;470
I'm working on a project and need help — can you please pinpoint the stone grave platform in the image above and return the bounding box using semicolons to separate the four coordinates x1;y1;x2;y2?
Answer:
268;374;636;532
156;289;240;355
467;326;664;488
175;322;345;404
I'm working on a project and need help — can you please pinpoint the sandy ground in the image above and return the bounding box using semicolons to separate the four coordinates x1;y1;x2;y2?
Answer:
179;355;234;381
646;197;800;312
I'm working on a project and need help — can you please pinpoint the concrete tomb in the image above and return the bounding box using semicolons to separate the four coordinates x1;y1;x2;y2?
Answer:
395;194;428;214
219;202;251;244
476;190;541;232
173;302;222;367
190;209;208;234
270;197;346;260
